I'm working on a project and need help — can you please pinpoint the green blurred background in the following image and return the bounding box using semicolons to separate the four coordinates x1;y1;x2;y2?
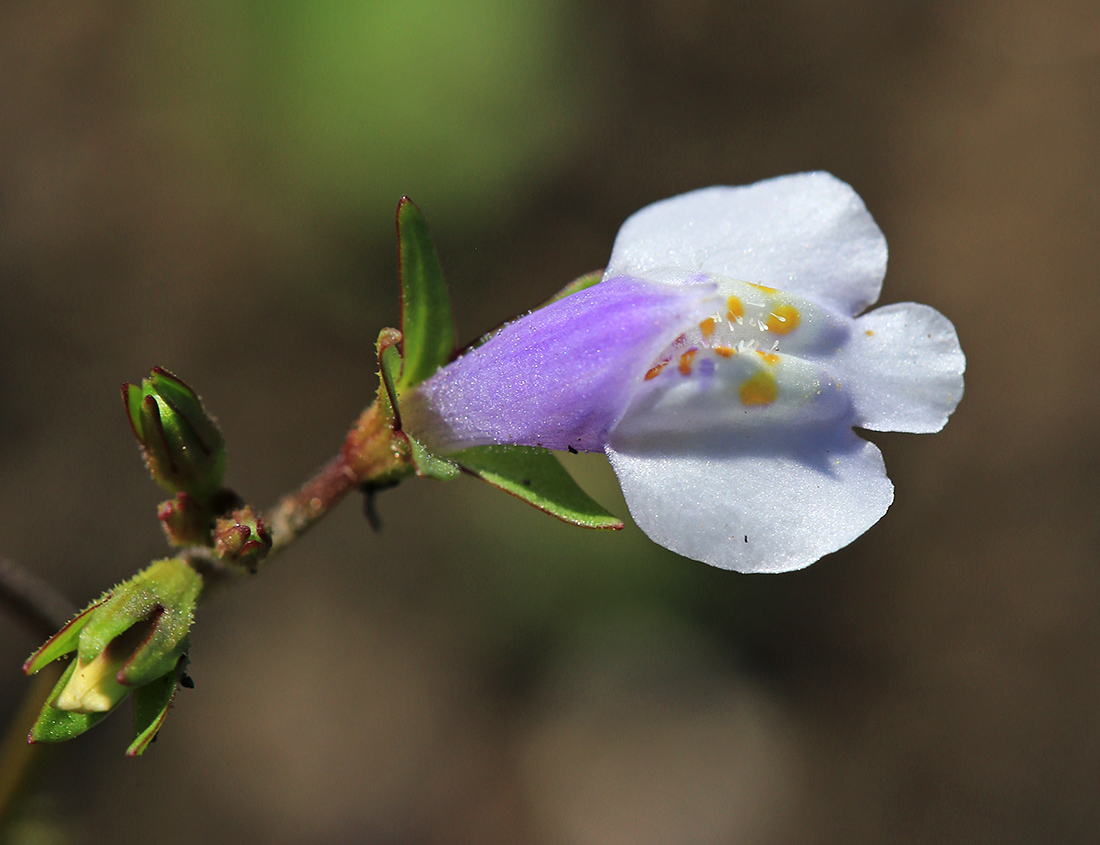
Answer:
2;1;1098;842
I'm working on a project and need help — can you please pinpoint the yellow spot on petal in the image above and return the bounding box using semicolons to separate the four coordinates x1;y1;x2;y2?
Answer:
645;361;668;380
740;370;778;406
755;349;779;365
714;345;736;358
748;282;777;294
678;349;697;376
699;317;716;338
865;329;874;336
765;304;801;335
726;296;744;321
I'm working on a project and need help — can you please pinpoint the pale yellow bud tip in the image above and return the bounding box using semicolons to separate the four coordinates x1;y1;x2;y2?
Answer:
54;652;129;714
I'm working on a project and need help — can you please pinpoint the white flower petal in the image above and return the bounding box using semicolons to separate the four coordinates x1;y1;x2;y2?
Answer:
605;173;888;316
836;302;966;433
605;423;894;573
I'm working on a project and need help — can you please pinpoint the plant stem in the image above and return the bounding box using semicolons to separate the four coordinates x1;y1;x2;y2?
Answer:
0;557;77;642
264;398;410;558
0;558;74;829
264;452;360;556
0;395;410;807
0;665;63;828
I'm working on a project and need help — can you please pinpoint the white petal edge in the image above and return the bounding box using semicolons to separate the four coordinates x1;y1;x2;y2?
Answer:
837;302;966;434
604;172;888;316
605;425;894;573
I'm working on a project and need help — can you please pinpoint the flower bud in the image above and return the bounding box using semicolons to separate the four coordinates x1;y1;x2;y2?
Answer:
123;367;226;502
53;643;132;714
24;557;203;752
214;506;272;573
157;491;212;547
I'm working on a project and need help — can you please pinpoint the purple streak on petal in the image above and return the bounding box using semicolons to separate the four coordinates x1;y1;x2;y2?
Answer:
402;277;717;453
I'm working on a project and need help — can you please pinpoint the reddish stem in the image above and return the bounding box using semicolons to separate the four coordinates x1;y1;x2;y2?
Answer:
264;399;410;556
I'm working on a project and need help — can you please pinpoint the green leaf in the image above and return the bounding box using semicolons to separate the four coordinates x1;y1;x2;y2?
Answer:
23;597;107;675
77;589;155;663
407;435;461;481
122;383;145;440
378;339;404;426
28;661;111;744
453;445;623;529
118;612;192;688
78;557;202;664
396;198;455;391
127;669;180;757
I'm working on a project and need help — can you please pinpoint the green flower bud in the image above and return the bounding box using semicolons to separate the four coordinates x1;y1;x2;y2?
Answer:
24;557;203;753
157;492;213;547
123;367;226;502
214;506;272;573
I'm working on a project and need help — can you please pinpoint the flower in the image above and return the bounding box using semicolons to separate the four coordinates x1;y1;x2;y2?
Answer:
402;173;965;572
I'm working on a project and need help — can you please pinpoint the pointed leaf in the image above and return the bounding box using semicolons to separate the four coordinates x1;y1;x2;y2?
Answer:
23;597;108;675
122;383;145;440
127;669;180;757
28;661;111;744
77;590;156;663
117;612;192;688
454;445;623;529
113;558;202;683
396;198;455;391
146;368;202;415
407;435;461;481
378;339;404;427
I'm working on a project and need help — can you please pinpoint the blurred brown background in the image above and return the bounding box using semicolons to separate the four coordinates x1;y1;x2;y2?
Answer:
1;1;1098;843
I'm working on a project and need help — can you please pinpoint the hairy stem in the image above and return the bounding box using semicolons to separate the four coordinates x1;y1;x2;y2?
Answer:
0;395;410;803
264;453;360;557
264;398;410;559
